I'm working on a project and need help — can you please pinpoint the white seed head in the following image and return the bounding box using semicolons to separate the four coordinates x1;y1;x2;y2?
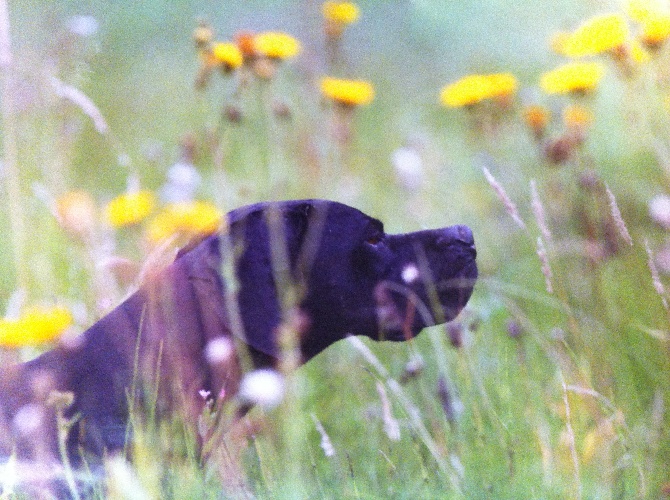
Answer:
238;369;285;409
205;337;235;365
12;404;44;438
401;263;420;284
649;195;670;230
392;147;425;191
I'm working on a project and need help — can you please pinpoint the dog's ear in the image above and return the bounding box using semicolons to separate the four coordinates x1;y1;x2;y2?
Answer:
231;201;316;360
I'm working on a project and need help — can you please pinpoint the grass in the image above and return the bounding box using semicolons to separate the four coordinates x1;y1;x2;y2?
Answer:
3;0;670;498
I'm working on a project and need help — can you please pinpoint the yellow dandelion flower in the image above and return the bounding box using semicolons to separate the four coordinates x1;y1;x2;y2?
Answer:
641;12;670;47
626;0;664;22
212;42;243;71
104;190;156;228
439;73;517;107
147;201;223;244
0;305;73;348
323;1;360;24
320;77;375;106
540;62;605;95
253;32;301;60
561;13;628;57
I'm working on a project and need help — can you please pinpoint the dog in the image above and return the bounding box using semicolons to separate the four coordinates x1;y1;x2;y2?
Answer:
0;199;477;469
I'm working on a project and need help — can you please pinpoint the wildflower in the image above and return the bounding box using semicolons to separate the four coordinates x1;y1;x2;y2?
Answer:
103;190;156;228
193;21;214;50
320;77;375;106
561;13;628;57
439;73;517;107
0;305;73;348
238;369;285;409
563;104;594;135
540;61;605;95
253;31;301;60
146;200;223;244
392;146;425;191
211;42;243;71
323;1;360;24
523;104;551;140
323;1;360;37
543;135;578;164
55;190;97;238
649;194;670;229
235;30;257;59
640;12;670;48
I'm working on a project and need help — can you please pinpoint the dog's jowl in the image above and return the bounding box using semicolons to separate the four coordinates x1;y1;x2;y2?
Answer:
0;199;477;463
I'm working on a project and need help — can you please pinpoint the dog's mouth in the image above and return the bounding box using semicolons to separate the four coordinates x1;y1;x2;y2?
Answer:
374;255;477;342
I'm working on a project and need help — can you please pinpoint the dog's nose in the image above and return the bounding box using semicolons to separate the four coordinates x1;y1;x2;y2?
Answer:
454;225;474;246
436;225;476;256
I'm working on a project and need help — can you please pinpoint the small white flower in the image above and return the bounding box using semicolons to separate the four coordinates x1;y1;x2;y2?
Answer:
205;337;235;365
649;195;670;230
392;147;424;191
160;162;201;203
67;15;99;37
12;404;44;438
238;369;285;409
401;263;419;284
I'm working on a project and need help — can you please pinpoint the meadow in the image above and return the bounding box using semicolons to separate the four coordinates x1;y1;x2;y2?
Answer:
2;0;670;498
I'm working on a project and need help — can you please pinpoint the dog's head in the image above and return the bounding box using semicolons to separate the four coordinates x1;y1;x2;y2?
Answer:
226;200;477;360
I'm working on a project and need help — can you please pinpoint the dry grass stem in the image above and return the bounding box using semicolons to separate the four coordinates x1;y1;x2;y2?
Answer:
482;167;526;230
530;180;551;242
605;184;632;246
50;77;109;135
536;237;553;294
645;240;670;313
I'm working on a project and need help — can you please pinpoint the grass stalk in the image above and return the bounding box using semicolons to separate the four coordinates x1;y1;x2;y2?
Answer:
0;0;29;291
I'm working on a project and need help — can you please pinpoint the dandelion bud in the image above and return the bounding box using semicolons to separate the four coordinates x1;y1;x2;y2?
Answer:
55;190;97;240
447;322;463;348
224;105;242;123
523;105;550;140
193;21;214;50
543;135;575;165
563;104;593;139
193;22;214;50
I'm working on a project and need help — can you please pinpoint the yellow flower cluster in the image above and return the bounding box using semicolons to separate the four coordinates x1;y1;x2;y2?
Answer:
0;306;73;348
323;1;360;25
320;77;375;106
253;31;301;60
559;14;628;57
104;190;156;228
540;61;605;95
147;201;223;244
440;73;517;108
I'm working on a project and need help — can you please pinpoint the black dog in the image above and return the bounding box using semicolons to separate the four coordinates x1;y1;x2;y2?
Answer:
0;199;477;464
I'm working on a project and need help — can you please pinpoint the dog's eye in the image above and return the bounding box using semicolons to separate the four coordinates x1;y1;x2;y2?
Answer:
366;234;383;245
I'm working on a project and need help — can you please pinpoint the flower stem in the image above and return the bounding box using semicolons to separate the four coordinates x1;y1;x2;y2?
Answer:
0;0;29;291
